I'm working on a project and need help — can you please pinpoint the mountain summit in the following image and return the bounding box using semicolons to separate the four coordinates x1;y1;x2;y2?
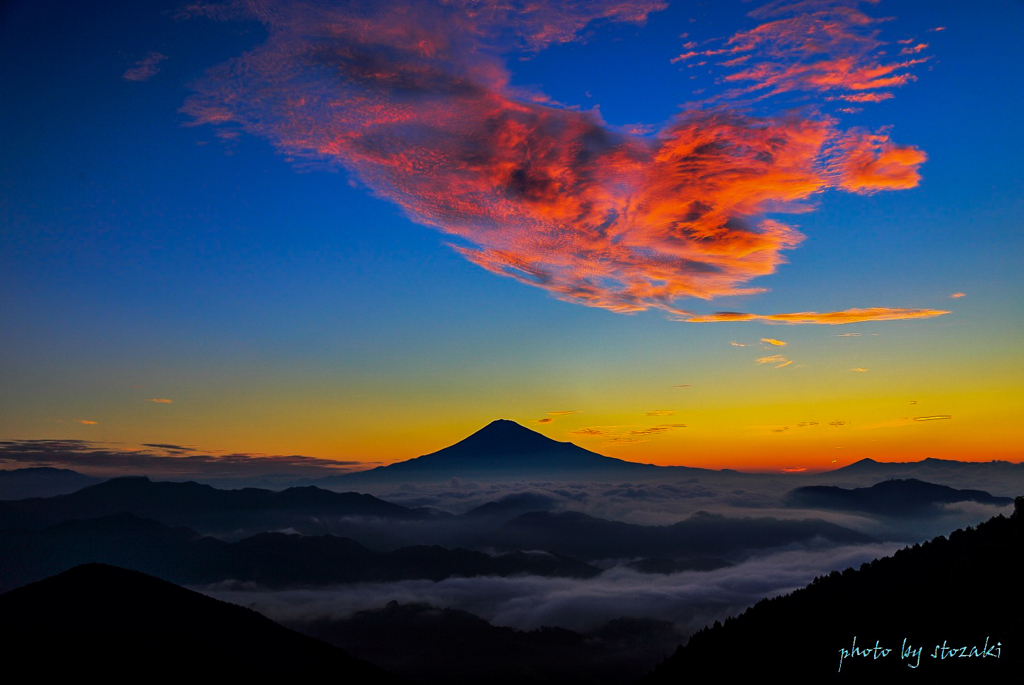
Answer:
336;419;688;482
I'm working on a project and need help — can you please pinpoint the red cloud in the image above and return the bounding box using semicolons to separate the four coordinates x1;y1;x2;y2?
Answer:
185;0;931;321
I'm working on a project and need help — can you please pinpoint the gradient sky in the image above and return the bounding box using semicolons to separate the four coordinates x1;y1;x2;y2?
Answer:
2;0;1022;475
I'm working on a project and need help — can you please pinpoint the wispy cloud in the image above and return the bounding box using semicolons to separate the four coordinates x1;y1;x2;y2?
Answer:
760;338;787;346
570;427;610;437
645;410;675;417
835;332;861;337
850;367;868;372
682;307;949;325
184;0;933;322
570;422;685;443
730;341;748;347
683;0;930;107
148;398;174;403
74;419;98;425
537;410;578;424
950;292;966;298
756;352;794;369
629;424;687;436
913;415;952;422
123;52;168;82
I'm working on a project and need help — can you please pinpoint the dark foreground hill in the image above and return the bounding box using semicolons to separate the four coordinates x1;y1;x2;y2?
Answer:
642;497;1024;682
0;563;404;681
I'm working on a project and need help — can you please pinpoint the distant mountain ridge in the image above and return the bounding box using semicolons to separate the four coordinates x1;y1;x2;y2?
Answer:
0;512;601;592
787;478;1013;516
0;467;103;500
7;476;437;534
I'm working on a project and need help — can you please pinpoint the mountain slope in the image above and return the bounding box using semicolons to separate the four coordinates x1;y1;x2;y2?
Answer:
642;498;1024;681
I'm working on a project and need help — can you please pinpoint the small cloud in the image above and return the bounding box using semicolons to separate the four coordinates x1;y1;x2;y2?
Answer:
950;292;966;299
795;422;818;428
781;467;806;473
547;411;578;416
756;354;786;364
913;415;952;422
760;338;787;346
929;26;946;32
771;427;790;433
898;43;928;56
836;333;861;337
123;52;168;82
148;398;174;403
828;421;848;428
645;410;675;417
673;384;691;388
909;400;918;405
74;419;98;425
774;360;793;369
851;367;868;373
536;418;554;424
730;341;747;347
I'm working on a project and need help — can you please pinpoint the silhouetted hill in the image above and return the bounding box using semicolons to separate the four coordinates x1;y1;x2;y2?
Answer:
0;466;102;500
0;513;600;591
7;476;434;534
0;563;405;679
294;601;683;685
324;420;706;482
642;498;1024;681
496;510;873;561
788;478;1012;516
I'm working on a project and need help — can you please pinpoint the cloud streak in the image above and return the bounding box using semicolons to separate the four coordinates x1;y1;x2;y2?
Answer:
681;307;949;324
184;0;932;321
0;438;366;479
